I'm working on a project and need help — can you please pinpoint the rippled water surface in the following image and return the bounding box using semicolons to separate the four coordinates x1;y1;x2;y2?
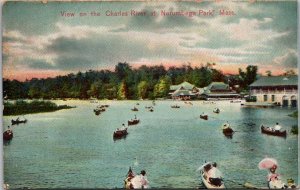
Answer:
3;100;298;189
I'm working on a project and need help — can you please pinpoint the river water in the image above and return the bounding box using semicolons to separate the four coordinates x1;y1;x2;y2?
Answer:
3;100;298;189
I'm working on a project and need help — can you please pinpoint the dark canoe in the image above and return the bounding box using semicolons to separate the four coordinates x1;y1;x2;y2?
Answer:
171;105;180;108
200;115;208;120
3;130;13;141
261;125;287;137
113;128;128;139
223;127;234;136
213;109;220;114
128;119;140;126
131;108;138;111
11;119;27;125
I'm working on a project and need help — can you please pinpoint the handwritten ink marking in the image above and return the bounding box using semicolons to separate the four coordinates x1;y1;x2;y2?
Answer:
60;11;75;17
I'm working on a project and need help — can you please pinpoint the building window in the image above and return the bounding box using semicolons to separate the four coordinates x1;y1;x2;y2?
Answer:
264;95;268;102
272;95;275;102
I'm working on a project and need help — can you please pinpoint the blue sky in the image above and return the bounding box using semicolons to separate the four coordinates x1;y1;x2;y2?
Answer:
2;1;298;81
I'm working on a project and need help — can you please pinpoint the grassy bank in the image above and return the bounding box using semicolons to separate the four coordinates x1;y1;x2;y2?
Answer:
288;111;298;118
3;100;74;116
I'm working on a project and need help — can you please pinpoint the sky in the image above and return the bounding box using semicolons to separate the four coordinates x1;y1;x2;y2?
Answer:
2;1;298;81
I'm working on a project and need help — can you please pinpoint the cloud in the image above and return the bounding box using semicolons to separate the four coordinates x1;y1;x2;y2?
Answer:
2;1;297;79
273;49;298;68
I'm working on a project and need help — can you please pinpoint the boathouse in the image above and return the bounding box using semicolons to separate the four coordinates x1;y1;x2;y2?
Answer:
169;81;198;100
200;82;240;99
249;76;298;107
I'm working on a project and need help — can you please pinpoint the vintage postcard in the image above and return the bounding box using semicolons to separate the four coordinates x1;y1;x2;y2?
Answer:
2;0;298;189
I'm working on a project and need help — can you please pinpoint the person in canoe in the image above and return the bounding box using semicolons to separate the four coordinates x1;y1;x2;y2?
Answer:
267;164;279;182
274;123;282;132
125;167;135;189
139;170;149;189
125;169;149;189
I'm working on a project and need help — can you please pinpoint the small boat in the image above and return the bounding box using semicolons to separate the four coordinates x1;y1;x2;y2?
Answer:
128;119;140;126
97;105;105;109
268;178;288;189
171;105;180;108
199;162;225;189
113;128;128;139
230;100;242;103
222;123;234;136
3;130;13;141
11;118;27;125
124;168;149;189
261;125;287;137
200;114;208;120
213;108;220;114
131;107;138;111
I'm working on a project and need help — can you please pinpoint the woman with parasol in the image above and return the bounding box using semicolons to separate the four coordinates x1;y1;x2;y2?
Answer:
258;157;287;189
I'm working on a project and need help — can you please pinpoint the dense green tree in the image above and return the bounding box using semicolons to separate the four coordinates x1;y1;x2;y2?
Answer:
3;62;261;100
137;81;149;99
117;80;128;100
87;81;103;98
154;76;171;98
238;65;258;90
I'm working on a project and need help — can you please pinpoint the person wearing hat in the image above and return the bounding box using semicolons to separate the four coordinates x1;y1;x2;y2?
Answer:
139;170;149;189
274;123;282;131
267;164;279;182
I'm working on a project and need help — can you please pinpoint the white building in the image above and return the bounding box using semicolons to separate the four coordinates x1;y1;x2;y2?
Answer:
249;76;298;107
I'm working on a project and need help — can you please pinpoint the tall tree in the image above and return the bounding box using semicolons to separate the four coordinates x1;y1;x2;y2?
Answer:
238;65;258;90
117;80;128;100
154;76;171;98
137;81;148;99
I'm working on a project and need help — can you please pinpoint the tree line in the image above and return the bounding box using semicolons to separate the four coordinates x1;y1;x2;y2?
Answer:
3;62;259;100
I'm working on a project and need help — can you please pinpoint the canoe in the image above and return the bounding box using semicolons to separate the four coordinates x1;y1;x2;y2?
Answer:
268;179;287;189
131;107;138;111
171;105;180;108
124;168;149;189
200;114;208;120
200;162;225;189
222;123;234;136
128;119;140;126
113;128;128;139
261;125;287;137
213;108;220;114
3;130;13;141
11;119;27;125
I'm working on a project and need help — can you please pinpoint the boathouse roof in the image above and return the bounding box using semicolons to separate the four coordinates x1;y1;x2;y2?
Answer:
250;76;298;87
170;81;195;91
172;89;195;97
205;82;230;91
